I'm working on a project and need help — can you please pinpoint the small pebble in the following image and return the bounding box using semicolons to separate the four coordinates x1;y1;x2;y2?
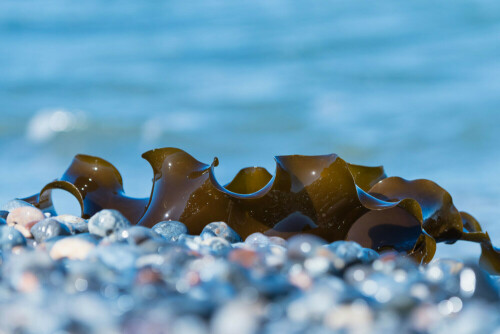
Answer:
152;220;188;242
118;226;160;245
6;206;45;238
88;209;131;238
0;210;9;220
245;232;270;247
0;225;27;251
201;222;242;243
1;199;34;212
49;236;97;260
287;234;325;261
30;218;71;243
201;237;231;255
55;214;89;234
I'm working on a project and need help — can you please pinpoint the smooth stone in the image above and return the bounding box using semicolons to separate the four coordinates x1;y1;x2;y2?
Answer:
201;222;242;243
245;232;270;247
49;236;97;260
152;220;188;242
0;210;9;219
287;234;326;261
201;237;231;255
324;241;364;264
0;217;6;225
55;215;88;234
1;199;34;212
88;209;131;238
30;218;71;243
90;243;138;273
118;226;160;245
0;225;27;251
6;206;45;238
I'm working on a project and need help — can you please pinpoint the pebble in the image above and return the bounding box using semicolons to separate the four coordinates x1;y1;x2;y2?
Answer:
201;222;242;243
55;214;88;234
245;232;270;247
0;217;6;225
0;199;34;212
0;225;27;251
117;226;160;245
0;208;498;334
88;209;131;238
152;220;188;242
6;206;45;238
30;218;71;243
0;211;8;220
49;235;97;260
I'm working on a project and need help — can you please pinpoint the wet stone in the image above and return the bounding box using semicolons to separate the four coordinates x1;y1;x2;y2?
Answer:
201;237;231;256
56;215;89;234
88;209;131;238
6;206;45;238
152;220;188;242
1;199;34;212
287;234;325;261
201;222;242;243
245;232;270;248
324;241;366;265
49;235;98;260
0;211;8;220
30;218;71;243
117;226;160;245
0;225;27;251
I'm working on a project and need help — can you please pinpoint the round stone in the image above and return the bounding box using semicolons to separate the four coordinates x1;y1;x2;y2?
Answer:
324;241;364;264
201;236;231;255
49;236;97;260
245;232;270;247
6;206;46;238
0;210;9;219
287;234;326;261
201;222;242;243
152;220;188;242
0;225;27;251
88;209;131;238
1;199;35;212
55;214;88;234
30;218;71;243
118;226;160;245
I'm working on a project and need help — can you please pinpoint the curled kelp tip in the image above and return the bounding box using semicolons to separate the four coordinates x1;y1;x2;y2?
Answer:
20;147;499;272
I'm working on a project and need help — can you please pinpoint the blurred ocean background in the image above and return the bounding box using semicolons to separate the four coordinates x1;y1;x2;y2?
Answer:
0;0;499;259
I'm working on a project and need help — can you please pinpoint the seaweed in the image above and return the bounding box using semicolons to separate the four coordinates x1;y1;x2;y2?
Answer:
21;147;499;272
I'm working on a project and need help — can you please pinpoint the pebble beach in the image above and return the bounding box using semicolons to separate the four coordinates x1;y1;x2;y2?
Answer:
1;199;499;334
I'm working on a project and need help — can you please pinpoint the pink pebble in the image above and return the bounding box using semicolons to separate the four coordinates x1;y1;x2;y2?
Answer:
6;206;45;237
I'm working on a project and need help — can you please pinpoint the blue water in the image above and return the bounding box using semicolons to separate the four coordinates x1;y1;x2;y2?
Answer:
1;0;499;258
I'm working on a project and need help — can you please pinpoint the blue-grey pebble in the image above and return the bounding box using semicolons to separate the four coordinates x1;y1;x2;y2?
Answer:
0;210;9;220
0;225;27;251
118;226;160;245
201;221;242;243
152;220;188;242
324;241;364;264
30;218;72;243
1;199;34;212
88;209;131;238
55;215;89;234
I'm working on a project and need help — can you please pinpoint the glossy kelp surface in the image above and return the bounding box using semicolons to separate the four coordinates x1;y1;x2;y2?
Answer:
22;147;499;272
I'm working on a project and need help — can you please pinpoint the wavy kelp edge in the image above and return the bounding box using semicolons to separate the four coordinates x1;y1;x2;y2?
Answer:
19;148;497;272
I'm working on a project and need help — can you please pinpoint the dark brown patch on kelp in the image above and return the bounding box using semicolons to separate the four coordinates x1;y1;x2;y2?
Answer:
22;147;500;273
